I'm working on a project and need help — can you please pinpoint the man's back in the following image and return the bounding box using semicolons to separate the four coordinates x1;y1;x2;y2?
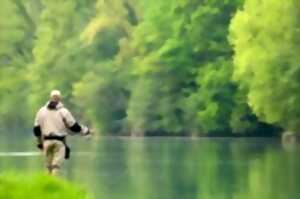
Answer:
33;90;91;175
35;102;75;137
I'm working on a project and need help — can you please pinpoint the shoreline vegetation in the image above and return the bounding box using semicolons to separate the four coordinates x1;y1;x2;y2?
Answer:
108;130;282;137
1;0;299;138
0;172;94;199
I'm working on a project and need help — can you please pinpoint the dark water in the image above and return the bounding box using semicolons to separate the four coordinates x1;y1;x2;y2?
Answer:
0;137;299;199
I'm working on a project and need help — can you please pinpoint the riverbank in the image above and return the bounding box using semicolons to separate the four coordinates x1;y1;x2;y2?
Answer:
0;172;93;199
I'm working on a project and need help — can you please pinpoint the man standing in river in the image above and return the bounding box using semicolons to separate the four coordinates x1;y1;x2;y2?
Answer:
33;90;91;175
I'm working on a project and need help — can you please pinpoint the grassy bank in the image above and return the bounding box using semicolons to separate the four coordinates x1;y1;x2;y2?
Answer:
0;172;93;199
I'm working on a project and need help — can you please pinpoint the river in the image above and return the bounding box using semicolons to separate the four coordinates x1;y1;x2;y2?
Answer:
0;137;299;199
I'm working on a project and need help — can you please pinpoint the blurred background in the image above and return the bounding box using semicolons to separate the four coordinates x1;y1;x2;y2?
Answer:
1;0;299;138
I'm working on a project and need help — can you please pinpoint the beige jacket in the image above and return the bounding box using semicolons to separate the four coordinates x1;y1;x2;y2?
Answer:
34;102;79;137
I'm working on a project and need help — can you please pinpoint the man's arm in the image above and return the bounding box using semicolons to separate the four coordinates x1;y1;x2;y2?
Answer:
33;109;43;149
33;126;42;137
61;108;90;136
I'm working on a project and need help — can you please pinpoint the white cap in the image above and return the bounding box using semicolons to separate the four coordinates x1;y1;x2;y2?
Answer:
50;90;61;98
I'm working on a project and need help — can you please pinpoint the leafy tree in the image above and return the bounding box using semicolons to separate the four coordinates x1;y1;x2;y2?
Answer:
123;0;249;135
0;0;281;136
27;0;95;114
230;0;300;132
0;0;38;130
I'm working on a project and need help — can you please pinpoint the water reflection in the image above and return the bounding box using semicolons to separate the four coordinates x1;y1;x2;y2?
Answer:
0;137;300;199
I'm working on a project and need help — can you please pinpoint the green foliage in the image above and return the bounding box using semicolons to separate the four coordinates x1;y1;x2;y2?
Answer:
0;0;38;130
27;0;94;112
120;0;250;135
0;172;93;199
73;62;127;134
230;0;300;132
0;0;283;136
193;59;236;133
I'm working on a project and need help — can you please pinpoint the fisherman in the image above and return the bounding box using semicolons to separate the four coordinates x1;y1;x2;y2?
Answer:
33;90;91;175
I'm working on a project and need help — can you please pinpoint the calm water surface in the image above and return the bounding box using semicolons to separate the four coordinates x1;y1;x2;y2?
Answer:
0;137;299;199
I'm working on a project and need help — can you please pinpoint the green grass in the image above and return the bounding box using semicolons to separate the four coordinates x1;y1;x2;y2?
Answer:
0;172;94;199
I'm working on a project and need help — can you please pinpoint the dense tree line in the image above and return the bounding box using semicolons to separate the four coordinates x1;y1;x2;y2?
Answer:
1;0;294;136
